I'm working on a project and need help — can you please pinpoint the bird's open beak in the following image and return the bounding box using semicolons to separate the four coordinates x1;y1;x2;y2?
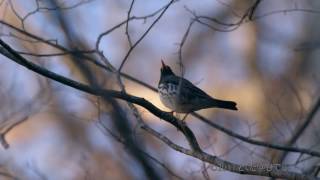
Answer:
161;60;166;68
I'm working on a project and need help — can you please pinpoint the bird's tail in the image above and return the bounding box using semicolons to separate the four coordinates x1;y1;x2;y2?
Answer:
211;99;238;111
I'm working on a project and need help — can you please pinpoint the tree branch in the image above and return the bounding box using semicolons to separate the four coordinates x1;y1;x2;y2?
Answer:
118;0;176;71
0;38;201;152
0;39;318;180
277;97;320;163
1;21;320;157
141;124;317;180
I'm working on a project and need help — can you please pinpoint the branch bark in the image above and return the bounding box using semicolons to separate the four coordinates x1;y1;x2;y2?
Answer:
1;21;320;158
0;39;318;179
0;38;201;152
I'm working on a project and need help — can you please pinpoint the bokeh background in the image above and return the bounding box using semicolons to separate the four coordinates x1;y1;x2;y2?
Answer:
0;0;320;179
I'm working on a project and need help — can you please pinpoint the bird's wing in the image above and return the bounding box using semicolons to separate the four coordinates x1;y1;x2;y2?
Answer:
182;78;213;100
169;76;214;101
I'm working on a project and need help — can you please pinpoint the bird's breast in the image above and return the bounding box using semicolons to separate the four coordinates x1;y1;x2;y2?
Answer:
158;83;178;111
158;83;194;113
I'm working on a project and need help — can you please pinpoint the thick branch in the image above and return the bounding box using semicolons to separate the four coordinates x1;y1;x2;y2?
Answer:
2;17;320;157
1;38;319;179
1;21;320;157
0;39;201;152
141;124;317;180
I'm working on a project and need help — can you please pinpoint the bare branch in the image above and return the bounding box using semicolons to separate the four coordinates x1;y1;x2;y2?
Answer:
193;113;320;158
1;8;320;159
278;97;320;162
97;122;183;180
141;124;316;180
0;38;201;151
248;0;263;20
0;116;28;149
118;0;176;72
126;0;135;47
95;0;178;52
0;37;318;180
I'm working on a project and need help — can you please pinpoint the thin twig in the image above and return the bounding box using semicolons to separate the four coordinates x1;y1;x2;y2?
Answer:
2;18;320;158
1;39;319;179
0;38;201;151
0;116;29;149
278;97;320;162
118;0;176;72
126;0;135;47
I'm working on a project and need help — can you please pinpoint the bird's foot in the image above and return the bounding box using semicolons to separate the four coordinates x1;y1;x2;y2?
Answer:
181;113;189;121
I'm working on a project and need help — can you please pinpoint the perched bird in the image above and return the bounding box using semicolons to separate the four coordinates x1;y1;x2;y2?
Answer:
158;60;237;114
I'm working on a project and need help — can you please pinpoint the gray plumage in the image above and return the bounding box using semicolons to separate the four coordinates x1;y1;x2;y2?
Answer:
158;60;237;113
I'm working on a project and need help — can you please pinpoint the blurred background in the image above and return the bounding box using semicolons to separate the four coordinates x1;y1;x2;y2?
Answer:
0;0;320;179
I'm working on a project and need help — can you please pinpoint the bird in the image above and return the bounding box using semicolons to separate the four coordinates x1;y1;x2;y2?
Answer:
158;60;237;114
